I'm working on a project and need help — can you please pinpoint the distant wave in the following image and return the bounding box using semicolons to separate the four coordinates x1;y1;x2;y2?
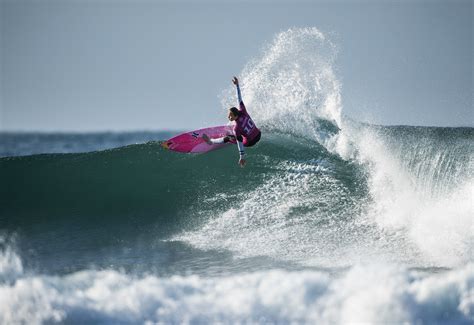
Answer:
0;131;177;158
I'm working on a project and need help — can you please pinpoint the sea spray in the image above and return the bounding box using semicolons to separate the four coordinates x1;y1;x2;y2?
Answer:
221;27;342;143
0;236;23;284
177;28;473;269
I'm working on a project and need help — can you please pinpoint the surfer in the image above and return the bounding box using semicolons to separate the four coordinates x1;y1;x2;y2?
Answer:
202;76;261;167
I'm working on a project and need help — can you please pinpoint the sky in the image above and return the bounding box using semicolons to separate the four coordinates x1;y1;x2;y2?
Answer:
0;0;472;131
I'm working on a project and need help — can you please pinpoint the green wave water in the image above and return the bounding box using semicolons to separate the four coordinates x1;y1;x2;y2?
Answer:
0;130;359;232
1;125;472;270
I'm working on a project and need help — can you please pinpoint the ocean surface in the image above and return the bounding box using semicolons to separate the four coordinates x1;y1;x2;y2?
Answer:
1;28;473;324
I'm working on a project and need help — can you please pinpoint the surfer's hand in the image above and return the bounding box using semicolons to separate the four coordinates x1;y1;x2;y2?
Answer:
232;77;239;86
238;158;246;167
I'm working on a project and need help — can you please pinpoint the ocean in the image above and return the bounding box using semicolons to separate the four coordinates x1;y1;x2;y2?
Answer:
1;28;473;324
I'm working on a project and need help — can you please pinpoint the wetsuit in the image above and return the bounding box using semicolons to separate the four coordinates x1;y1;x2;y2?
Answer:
209;83;261;160
233;84;261;148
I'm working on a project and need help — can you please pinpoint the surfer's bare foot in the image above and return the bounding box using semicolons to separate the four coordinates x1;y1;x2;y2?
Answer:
202;134;212;145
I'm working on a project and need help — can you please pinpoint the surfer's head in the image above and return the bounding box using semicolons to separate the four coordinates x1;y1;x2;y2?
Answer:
228;107;240;121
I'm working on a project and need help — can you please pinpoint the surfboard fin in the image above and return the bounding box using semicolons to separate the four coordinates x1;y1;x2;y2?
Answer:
161;141;172;150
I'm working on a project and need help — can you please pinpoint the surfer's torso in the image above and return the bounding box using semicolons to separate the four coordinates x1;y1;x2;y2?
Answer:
233;102;260;145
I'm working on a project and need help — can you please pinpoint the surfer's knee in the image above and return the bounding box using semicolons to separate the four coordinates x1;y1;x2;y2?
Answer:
236;135;243;142
222;135;238;143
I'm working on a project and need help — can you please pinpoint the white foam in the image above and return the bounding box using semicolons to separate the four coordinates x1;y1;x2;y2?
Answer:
340;126;474;267
0;238;23;283
175;158;380;268
1;246;472;325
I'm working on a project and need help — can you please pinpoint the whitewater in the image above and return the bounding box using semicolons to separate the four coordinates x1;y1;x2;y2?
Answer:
1;28;473;324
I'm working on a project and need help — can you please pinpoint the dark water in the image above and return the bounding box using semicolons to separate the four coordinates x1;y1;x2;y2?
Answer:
0;131;359;275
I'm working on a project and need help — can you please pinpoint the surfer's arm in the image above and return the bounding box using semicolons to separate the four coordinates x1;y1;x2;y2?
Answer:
237;140;246;166
236;83;243;104
237;140;245;158
233;76;247;113
233;128;246;164
236;83;248;114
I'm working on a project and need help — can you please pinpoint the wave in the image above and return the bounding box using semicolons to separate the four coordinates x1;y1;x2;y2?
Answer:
0;246;472;324
0;130;349;228
176;28;473;268
1;28;472;272
1;124;472;268
333;123;474;267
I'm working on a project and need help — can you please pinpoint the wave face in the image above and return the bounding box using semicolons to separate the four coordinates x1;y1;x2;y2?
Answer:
0;134;366;269
4;126;471;269
1;28;473;323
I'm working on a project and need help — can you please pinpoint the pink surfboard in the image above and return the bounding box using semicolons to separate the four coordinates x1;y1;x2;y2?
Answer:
162;125;236;153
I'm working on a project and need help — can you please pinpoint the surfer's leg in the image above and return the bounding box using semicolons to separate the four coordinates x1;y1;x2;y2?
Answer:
214;135;236;143
202;134;213;145
244;131;261;147
202;134;233;145
202;133;239;145
239;135;249;147
213;137;226;144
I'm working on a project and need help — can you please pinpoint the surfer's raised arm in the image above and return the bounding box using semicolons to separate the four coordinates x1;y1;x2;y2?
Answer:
232;76;248;115
233;76;243;103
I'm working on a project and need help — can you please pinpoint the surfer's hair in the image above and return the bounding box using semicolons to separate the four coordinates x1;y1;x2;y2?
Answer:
229;107;241;117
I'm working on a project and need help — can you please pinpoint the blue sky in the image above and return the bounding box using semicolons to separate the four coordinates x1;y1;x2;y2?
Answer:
1;0;472;131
